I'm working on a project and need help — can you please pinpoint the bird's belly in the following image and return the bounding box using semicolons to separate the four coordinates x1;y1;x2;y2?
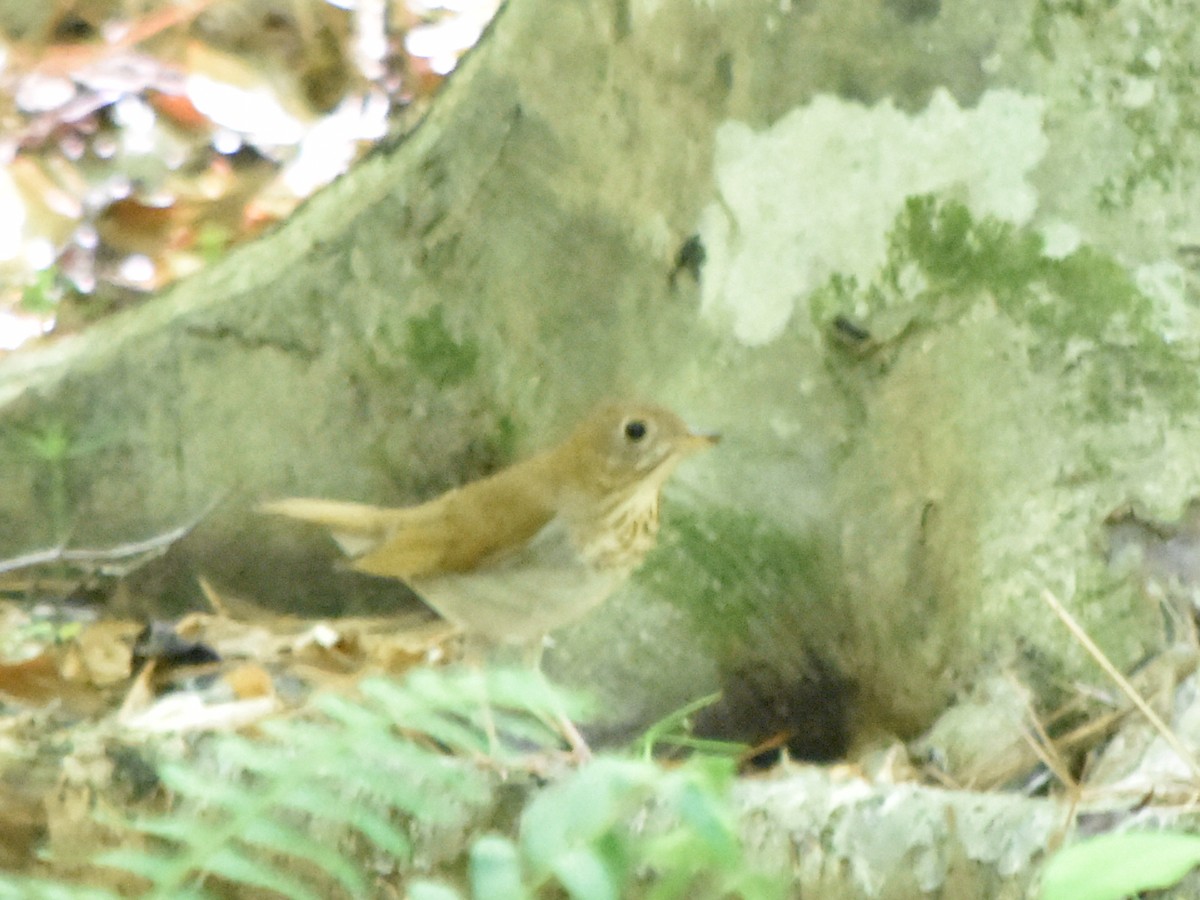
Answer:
410;563;625;645
407;517;630;645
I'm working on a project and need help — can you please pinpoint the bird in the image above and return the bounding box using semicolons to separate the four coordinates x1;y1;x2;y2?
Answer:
260;401;718;665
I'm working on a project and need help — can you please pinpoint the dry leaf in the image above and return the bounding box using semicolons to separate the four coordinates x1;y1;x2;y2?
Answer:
61;620;141;686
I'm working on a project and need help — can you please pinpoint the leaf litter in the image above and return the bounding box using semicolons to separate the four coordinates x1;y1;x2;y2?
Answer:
0;0;492;351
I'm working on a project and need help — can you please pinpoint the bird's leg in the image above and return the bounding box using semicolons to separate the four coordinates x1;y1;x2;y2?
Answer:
462;634;591;764
461;634;501;759
552;705;592;763
524;637;592;763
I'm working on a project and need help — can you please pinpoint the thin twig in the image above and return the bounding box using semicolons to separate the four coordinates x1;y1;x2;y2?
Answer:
0;497;223;577
1020;726;1076;794
1040;588;1200;781
1013;671;1078;793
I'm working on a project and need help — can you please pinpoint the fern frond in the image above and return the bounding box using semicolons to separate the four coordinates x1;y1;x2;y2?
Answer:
6;667;781;899
88;666;569;898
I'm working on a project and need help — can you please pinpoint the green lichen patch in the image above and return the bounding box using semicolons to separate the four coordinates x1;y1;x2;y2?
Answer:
641;504;842;657
404;308;480;388
889;196;1150;340
892;195;1047;301
816;196;1197;419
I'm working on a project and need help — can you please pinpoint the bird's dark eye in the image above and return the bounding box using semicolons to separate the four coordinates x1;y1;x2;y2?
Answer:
624;419;647;442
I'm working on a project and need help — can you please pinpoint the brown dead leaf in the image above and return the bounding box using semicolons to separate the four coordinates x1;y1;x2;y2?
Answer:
175;612;289;661
290;621;367;672
60;620;141;686
0;653;66;706
96;195;195;261
0;781;47;870
223;663;273;700
117;659;158;724
146;88;211;131
0;650;113;715
290;616;454;676
359;619;457;673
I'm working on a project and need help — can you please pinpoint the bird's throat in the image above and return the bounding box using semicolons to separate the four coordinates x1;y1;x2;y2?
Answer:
575;483;663;571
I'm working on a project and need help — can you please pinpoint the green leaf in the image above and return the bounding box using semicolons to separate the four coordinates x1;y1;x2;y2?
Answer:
119;814;209;844
1041;831;1200;900
20;266;59;314
156;762;254;807
401;710;492;755
146;886;210;900
358;678;490;753
487;709;561;751
520;761;637;871
200;846;323;900
408;881;463;900
339;804;413;860
469;835;527;900
95;847;185;884
276;794;411;860
238;818;366;896
550;847;618;900
672;781;737;862
637;692;724;760
487;668;590;719
312;691;391;730
0;877;123;900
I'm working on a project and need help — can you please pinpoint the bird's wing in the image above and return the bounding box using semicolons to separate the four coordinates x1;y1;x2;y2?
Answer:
353;463;561;579
262;459;561;580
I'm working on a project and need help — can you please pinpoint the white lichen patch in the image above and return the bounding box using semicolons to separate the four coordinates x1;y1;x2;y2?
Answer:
1136;259;1195;343
699;89;1048;345
1039;219;1083;259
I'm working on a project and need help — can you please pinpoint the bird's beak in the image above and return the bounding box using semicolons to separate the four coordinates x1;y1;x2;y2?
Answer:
681;428;721;453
